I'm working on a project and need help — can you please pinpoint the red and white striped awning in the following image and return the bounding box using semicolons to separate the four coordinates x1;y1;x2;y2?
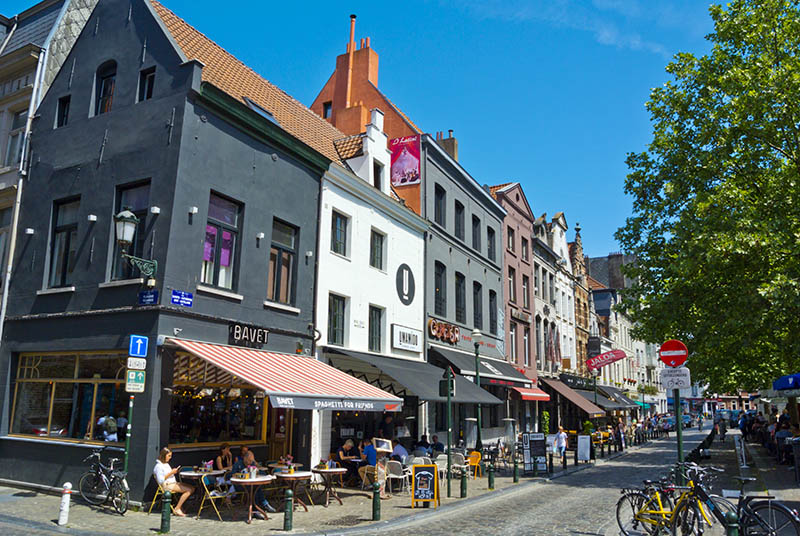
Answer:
512;386;551;401
168;338;402;412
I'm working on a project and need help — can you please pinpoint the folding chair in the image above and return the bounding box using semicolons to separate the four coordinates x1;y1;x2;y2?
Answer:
147;482;177;515
197;475;231;521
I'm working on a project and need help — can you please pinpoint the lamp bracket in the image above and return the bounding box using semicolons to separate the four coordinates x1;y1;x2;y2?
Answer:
121;253;158;278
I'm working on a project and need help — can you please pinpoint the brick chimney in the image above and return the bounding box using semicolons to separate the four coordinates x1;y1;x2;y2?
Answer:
437;129;458;161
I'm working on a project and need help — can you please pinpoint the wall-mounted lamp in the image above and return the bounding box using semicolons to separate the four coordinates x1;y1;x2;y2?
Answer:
114;209;157;287
150;206;161;215
188;206;198;215
256;232;265;240
24;228;34;235
87;214;97;222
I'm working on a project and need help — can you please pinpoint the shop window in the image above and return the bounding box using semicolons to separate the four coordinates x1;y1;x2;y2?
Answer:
489;290;497;335
487;227;496;262
137;67;155;102
94;60;116;115
434;184;446;227
4;109;26;167
49;198;80;288
434;262;446;316
455;272;465;323
56;96;70;128
454;201;465;240
368;305;383;353
201;193;240;290
11;352;126;443
473;282;482;330
267;219;297;305
369;229;385;270
471;215;481;251
328;293;347;345
112;182;150;280
330;210;348;256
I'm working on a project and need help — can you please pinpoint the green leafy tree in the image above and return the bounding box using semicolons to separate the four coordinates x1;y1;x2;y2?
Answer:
541;410;551;435
616;0;800;393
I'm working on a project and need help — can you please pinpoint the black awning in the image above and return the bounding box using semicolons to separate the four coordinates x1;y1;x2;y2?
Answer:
428;346;532;388
575;389;628;411
598;386;639;409
325;348;502;405
538;378;605;418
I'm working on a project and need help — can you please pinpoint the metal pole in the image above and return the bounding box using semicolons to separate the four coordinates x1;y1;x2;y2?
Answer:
594;375;598;405
124;395;134;472
675;388;684;465
284;489;293;530
446;366;452;498
474;342;482;451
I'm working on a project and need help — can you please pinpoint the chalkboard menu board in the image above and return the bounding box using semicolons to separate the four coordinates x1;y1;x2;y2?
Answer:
522;433;547;473
411;464;440;508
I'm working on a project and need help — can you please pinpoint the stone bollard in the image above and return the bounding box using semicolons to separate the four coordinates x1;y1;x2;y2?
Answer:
601;441;605;458
513;457;519;483
562;452;567;471
372;482;381;521
284;488;293;531
58;482;72;526
574;447;578;466
488;463;495;490
548;453;554;474
725;510;739;535
160;490;171;533
460;470;468;498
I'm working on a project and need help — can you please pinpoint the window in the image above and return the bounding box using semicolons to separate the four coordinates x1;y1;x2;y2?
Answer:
521;238;529;261
549;273;555;305
509;322;517;362
112;183;150;280
523;327;530;367
522;275;530;309
56;96;70;128
455;272;466;323
507;226;515;252
94;61;116;115
137;67;155;102
49;199;80;288
373;160;383;190
330;210;348;256
434;262;446;316
508;266;516;303
473;282;483;330
487;227;496;261
0;207;11;284
454;201;465;240
4;110;26;167
434;184;446;227
489;290;497;335
535;318;542;368
369;229;385;270
368;305;383;352
11;352;127;443
327;294;346;345
322;101;332;119
534;264;540;295
201;193;240;290
267;219;297;304
471;216;481;250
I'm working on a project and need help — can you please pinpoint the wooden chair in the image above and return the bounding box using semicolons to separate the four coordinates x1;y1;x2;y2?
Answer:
467;451;482;478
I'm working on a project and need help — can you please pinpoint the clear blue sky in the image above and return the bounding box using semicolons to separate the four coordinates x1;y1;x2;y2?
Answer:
6;0;715;257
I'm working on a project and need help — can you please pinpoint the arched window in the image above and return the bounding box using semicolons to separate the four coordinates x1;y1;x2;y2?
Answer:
95;60;117;115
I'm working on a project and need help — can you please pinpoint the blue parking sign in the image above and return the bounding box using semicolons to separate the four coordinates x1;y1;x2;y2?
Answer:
129;335;148;358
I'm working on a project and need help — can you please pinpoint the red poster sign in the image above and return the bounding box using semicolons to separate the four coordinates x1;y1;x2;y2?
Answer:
390;135;421;186
659;339;688;367
586;349;626;370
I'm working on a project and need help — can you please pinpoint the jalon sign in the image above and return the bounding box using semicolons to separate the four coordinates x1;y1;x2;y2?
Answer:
586;349;627;370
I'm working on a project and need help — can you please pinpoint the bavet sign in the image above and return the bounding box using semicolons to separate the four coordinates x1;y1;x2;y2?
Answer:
269;396;402;412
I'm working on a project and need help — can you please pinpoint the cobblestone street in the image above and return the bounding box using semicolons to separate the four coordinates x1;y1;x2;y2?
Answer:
0;430;720;536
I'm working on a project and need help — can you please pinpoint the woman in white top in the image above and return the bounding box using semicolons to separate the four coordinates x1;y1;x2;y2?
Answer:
555;426;568;458
153;447;194;517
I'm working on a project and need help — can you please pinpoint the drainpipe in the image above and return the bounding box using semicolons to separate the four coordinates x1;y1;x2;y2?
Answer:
0;17;18;57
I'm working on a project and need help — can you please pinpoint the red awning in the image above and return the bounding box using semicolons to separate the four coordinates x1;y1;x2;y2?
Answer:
512;386;551;401
168;338;403;412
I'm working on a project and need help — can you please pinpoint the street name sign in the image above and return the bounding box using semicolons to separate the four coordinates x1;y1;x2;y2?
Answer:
127;357;146;370
660;367;691;390
171;290;193;307
125;369;146;393
659;339;688;367
128;335;148;358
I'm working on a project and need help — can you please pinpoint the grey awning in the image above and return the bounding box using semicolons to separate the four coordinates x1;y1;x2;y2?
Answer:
428;346;532;388
325;348;502;405
575;390;628;411
598;386;639;409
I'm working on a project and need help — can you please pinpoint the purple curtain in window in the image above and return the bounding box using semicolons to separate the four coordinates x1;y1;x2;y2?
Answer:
220;231;233;267
204;225;217;261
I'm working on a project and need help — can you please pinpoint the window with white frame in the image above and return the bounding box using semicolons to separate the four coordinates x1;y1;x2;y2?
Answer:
330;210;348;256
267;219;297;304
510;322;518;362
4;110;27;167
368;305;384;352
201;193;240;290
49;198;80;288
523;327;530;367
327;293;347;345
369;229;385;270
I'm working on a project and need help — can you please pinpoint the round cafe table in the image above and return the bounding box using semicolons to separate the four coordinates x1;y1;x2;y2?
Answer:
276;471;314;512
311;467;348;507
230;475;275;523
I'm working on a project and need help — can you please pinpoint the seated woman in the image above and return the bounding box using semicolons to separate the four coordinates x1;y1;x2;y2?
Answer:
214;443;234;494
338;439;360;485
153;447;194;517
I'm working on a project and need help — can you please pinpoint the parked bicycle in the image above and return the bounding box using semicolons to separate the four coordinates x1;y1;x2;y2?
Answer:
78;447;129;514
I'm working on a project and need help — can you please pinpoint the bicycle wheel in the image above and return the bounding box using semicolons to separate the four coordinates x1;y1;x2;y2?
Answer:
110;479;129;515
78;472;106;505
741;500;800;536
617;491;657;535
671;500;703;536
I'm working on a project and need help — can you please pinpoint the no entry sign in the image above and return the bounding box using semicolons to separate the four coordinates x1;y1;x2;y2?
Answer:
659;339;688;367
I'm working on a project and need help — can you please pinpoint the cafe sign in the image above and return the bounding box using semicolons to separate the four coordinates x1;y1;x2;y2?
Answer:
428;318;460;345
559;372;594;391
392;324;423;352
229;321;269;349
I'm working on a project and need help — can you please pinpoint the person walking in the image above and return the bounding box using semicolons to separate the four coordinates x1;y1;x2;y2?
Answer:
617;418;627;450
697;415;703;432
555;426;568;460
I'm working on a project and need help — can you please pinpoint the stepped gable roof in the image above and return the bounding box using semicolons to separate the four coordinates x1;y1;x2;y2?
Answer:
333;134;364;161
150;0;346;164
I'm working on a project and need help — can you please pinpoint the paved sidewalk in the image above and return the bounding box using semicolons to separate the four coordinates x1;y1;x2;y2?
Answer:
742;433;800;512
0;440;645;535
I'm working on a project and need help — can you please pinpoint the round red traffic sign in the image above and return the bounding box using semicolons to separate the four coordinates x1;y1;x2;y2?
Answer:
659;339;688;367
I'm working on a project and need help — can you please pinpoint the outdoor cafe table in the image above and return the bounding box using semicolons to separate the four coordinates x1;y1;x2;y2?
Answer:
178;469;227;507
311;467;348;507
276;471;314;512
230;475;275;524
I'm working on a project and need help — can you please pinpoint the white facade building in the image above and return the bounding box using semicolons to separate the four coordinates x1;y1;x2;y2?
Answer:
547;213;577;372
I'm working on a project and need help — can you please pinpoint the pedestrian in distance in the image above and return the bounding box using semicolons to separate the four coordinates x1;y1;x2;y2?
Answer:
555;426;568;460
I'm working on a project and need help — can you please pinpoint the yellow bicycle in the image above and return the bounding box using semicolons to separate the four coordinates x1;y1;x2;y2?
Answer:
617;477;713;535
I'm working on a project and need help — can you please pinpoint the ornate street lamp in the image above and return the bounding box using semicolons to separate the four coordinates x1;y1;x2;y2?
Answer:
473;328;483;451
114;209;157;286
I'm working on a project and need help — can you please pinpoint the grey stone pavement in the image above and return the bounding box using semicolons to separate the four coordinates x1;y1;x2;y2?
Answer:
0;429;727;536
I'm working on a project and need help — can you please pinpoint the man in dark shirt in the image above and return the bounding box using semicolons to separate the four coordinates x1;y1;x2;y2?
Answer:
379;415;394;440
430;435;445;453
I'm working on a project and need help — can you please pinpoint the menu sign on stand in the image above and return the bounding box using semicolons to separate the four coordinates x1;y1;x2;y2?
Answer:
411;464;440;508
522;433;546;473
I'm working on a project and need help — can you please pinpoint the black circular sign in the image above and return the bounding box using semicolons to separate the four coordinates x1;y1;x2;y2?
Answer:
396;264;415;305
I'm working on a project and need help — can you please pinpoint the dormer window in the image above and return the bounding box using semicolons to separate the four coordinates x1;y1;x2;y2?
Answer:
94;60;117;115
373;160;383;190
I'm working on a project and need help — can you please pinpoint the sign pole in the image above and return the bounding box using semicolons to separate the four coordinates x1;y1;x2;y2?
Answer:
674;388;684;473
446;366;452;498
124;395;134;472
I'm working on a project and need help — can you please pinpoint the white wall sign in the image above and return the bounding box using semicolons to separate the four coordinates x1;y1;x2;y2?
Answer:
392;324;423;352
